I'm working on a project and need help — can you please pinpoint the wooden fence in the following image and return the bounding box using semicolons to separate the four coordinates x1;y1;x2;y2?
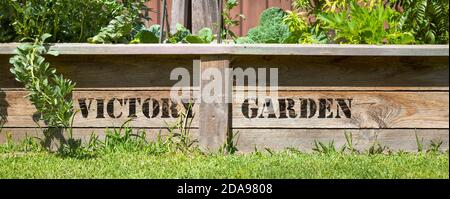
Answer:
146;0;293;36
0;44;448;152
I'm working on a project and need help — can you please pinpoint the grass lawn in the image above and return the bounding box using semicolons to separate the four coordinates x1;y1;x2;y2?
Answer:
0;152;448;179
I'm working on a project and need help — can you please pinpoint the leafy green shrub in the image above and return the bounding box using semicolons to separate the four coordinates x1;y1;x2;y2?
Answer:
164;24;215;44
400;0;449;44
167;23;191;43
238;7;291;44
291;0;448;44
222;0;245;42
1;0;136;43
9;34;75;128
88;15;136;43
317;2;415;44
88;0;149;43
130;24;160;44
184;28;214;43
283;10;328;44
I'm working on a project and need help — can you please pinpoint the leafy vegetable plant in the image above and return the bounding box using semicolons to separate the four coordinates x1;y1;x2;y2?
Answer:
167;23;191;43
184;28;214;43
130;24;161;44
88;0;150;44
237;7;291;44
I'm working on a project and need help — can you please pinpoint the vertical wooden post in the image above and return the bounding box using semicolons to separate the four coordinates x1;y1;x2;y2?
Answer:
170;0;190;34
191;0;220;35
199;56;232;151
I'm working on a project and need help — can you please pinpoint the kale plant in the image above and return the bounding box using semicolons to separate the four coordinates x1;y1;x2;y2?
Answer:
237;7;291;44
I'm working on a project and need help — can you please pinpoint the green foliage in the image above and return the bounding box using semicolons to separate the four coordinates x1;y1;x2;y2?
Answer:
163;102;198;153
222;0;245;41
235;36;256;44
0;0;130;42
88;0;149;44
290;0;448;44
130;24;160;44
0;0;150;43
238;7;291;44
0;132;43;153
167;23;191;44
317;2;415;44
312;140;346;154
367;142;388;155
427;140;444;154
219;131;239;155
94;121;149;153
0;1;16;42
293;0;392;13
0;151;448;178
9;34;75;128
400;0;449;44
165;24;214;44
283;10;328;44
88;15;135;43
185;28;214;43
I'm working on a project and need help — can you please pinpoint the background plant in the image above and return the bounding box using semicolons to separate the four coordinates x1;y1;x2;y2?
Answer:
291;0;448;44
317;1;415;44
222;0;245;42
237;7;291;44
88;0;150;43
283;10;328;43
1;0;138;43
399;0;449;44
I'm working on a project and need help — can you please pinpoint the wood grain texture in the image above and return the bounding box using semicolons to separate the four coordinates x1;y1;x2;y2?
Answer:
1;49;448;151
1;90;199;128
233;91;449;129
234;129;449;152
230;56;449;89
3;91;447;129
199;56;232;150
2;55;447;89
170;0;190;34
1;55;195;89
191;0;220;35
1;44;448;56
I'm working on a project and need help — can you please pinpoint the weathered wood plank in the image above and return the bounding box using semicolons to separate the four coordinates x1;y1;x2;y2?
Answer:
2;90;448;129
234;129;449;152
170;0;190;34
2;55;447;90
199;56;232;150
1;44;448;56
0;55;195;89
233;91;449;129
1;91;199;128
191;0;220;35
231;56;449;89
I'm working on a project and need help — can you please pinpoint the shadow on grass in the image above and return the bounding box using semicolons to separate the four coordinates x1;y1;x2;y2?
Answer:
41;128;97;160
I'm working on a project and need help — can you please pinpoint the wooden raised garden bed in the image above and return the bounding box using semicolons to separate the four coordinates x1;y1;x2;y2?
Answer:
0;44;448;152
